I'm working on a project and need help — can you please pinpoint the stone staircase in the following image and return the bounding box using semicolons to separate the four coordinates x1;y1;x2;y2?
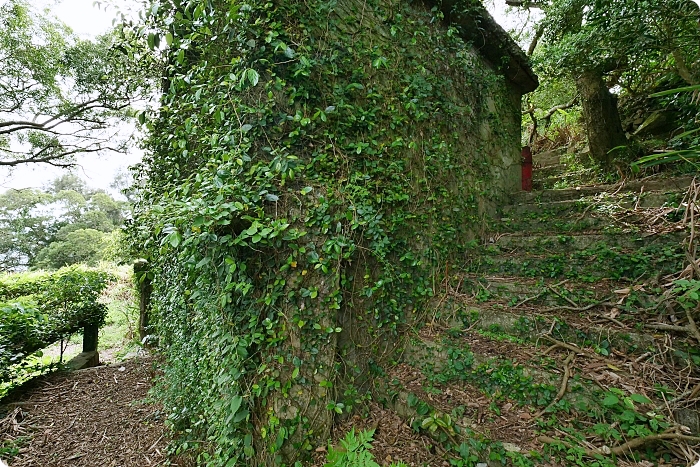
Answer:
376;169;700;465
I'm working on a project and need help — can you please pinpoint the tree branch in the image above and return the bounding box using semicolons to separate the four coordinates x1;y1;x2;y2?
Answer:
0;146;118;167
542;95;579;128
505;0;545;8
527;25;544;56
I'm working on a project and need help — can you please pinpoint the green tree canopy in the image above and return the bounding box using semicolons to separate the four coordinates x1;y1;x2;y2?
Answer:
33;228;108;269
518;0;700;164
0;175;128;271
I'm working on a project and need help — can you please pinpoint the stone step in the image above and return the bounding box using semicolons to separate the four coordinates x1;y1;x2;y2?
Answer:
503;191;682;217
372;328;681;464
492;231;685;253
532;164;567;179
511;176;693;204
435;300;656;356
532;149;567;168
497;210;679;235
467;238;686;281
456;274;661;308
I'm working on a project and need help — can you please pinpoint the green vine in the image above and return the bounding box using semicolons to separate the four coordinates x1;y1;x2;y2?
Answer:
128;0;523;464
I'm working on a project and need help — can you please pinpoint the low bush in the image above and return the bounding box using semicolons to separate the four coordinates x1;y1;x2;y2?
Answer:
0;266;113;382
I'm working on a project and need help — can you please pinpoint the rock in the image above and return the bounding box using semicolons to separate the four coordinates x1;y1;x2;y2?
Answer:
633;111;678;137
502;442;522;452
675;408;700;435
66;351;99;371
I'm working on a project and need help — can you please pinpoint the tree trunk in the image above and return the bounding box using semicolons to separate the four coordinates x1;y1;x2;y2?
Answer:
576;70;628;165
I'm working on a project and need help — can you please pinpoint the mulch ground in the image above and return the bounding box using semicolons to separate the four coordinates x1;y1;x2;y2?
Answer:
311;402;447;467
0;356;170;467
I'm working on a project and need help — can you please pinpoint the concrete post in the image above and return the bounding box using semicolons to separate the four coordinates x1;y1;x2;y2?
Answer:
134;259;153;345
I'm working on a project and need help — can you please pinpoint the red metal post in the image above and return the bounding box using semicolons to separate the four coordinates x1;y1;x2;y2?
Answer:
522;146;532;192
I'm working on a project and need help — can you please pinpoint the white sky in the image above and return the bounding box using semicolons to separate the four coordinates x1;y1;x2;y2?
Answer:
0;0;526;194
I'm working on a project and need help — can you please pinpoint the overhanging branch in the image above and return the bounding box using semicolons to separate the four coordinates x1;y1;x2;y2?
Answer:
505;0;545;9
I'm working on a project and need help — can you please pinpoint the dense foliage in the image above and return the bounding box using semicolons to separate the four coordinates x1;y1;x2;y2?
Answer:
0;266;112;383
516;0;700;168
128;0;522;464
0;174;128;271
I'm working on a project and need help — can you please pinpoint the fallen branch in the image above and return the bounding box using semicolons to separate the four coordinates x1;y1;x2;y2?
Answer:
645;313;700;346
686;306;700;345
685;251;700;279
670;383;700;405
513;280;568;308
538;431;700;457
547;285;578;308
534;353;574;418
598;315;626;328
645;323;691;332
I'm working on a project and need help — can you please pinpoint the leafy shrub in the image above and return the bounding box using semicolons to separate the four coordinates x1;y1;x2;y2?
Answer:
0;266;112;382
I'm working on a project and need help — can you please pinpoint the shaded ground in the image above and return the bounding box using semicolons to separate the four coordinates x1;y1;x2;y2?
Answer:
312;402;447;466
0;356;169;467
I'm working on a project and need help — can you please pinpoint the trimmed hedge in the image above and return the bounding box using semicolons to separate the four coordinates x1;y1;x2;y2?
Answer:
0;266;113;382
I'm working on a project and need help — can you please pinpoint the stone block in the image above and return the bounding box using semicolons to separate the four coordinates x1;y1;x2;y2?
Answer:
67;351;100;371
675;408;700;435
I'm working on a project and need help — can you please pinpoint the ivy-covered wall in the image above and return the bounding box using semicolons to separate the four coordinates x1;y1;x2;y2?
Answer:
129;0;532;464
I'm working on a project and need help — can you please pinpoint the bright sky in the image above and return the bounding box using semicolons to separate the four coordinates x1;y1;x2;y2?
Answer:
0;0;143;194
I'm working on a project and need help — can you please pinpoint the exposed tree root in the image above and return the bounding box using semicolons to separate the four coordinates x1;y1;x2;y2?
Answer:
539;335;607;361
539;431;700;458
534;352;574;419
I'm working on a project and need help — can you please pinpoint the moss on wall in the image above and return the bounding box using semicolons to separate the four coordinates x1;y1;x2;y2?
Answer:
129;0;528;464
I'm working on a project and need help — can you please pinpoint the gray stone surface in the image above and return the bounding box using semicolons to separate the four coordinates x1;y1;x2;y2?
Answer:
67;351;99;371
675;408;700;435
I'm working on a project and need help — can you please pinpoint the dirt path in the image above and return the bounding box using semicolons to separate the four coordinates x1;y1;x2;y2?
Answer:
0;356;170;467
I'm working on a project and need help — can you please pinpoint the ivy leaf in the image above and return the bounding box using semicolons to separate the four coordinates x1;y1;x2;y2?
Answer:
233;409;249;423
168;232;182;248
245;69;259;86
629;394;651;404
229;396;243;416
602;394;619;406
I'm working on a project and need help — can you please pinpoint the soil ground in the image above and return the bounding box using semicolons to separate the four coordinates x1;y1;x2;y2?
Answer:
0;356;169;467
